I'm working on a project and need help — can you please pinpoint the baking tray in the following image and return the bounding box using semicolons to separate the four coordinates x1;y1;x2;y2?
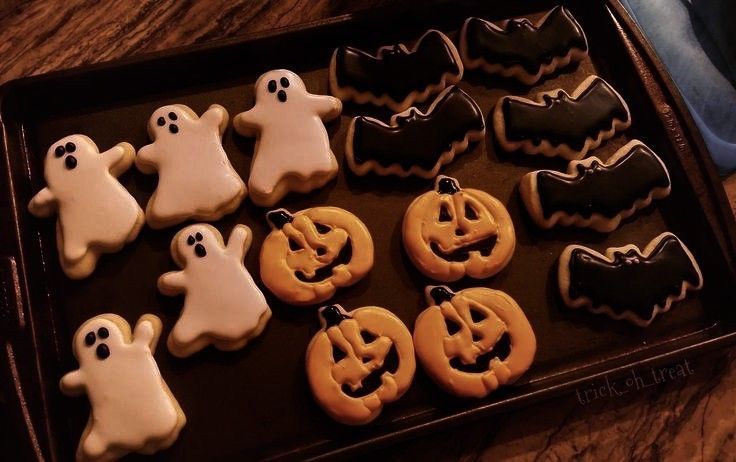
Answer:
2;0;736;460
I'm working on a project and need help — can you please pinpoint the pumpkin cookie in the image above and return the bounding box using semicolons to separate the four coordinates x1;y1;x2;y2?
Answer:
402;176;515;282
260;207;374;306
306;304;416;425
413;286;536;398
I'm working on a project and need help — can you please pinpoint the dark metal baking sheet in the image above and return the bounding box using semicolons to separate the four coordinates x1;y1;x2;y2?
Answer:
1;0;736;460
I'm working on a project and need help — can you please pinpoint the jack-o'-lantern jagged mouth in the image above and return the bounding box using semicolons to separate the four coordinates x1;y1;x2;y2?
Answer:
295;238;353;283
430;235;498;262
449;332;511;373
334;340;400;398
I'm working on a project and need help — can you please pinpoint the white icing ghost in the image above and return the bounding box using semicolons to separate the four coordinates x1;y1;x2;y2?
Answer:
234;69;342;207
136;104;246;229
159;224;271;358
27;135;144;279
60;314;185;462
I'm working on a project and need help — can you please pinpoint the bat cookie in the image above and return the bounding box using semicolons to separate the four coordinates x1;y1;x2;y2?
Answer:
329;30;463;112
520;140;671;232
158;224;271;357
493;75;631;160
60;314;185;461
234;69;341;207
460;6;589;85
345;86;485;178
558;232;703;326
136;104;246;229
28;135;144;279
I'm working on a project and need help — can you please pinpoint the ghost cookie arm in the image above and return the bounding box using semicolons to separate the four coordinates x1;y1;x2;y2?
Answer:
60;370;86;397
233;106;263;138
102;142;136;177
135;143;159;174
201;104;230;136
225;224;253;260
133;314;163;353
158;271;188;296
309;94;342;121
28;187;57;217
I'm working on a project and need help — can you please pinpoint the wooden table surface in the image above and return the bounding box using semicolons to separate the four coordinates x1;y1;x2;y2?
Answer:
0;1;734;460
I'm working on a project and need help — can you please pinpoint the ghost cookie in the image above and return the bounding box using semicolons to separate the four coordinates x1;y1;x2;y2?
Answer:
306;304;415;425
460;6;589;85
28;135;144;279
493;75;631;160
60;314;185;461
260;207;374;306
158;223;271;357
403;176;515;282
345;86;486;178
136;104;246;228
558;232;703;326
329;30;463;112
233;70;341;207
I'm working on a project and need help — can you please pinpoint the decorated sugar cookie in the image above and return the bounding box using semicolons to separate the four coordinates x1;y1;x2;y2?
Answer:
306;304;415;425
233;69;341;207
60;314;185;461
28;135;144;279
136;104;246;229
260;207;373;306
558;232;703;326
403;176;515;282
159;223;271;357
414;286;536;398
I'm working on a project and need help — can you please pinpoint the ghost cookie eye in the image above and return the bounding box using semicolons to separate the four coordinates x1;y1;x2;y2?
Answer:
54;145;66;157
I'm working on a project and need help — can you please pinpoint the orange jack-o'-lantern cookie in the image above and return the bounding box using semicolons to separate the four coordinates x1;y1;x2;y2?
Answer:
413;286;536;398
260;207;374;306
306;304;415;425
402;176;515;282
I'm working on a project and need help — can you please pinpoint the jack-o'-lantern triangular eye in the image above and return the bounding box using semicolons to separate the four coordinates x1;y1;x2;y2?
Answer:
314;223;331;234
360;330;377;344
469;307;485;323
288;238;302;251
444;317;461;335
331;344;347;363
465;203;479;220
439;204;452;222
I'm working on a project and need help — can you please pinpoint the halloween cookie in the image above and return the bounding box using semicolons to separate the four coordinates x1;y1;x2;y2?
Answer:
60;314;185;461
520;140;671;232
260;207;373;306
158;224;271;357
306;304;415;425
345;86;485;179
233;69;341;207
493;75;631;160
136;104;246;229
558;232;703;326
414;286;536;398
403;176;515;282
329;29;463;112
460;6;589;85
28;135;144;279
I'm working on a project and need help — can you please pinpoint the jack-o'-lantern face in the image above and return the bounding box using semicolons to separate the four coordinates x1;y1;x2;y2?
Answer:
306;304;416;425
413;286;536;398
403;176;515;282
260;207;374;306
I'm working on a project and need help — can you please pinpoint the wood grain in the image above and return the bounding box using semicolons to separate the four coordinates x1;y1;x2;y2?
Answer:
0;1;733;461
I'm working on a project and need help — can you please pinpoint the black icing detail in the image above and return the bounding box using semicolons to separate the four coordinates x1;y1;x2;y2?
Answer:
65;156;77;170
194;243;207;258
65;142;76;153
351;87;484;172
187;235;195;246
55;146;65;157
280;77;290;88
168;112;178;120
157;117;166;126
195;232;203;241
84;331;96;346
341;343;399;398
96;343;110;360
501;77;629;151
295;238;352;283
277;90;287;103
321;305;351;327
429;286;455;304
437;176;462;195
449;332;511;373
430;235;497;262
266;209;294;229
97;327;109;339
334;30;462;102
567;235;701;322
169;124;179;134
464;6;588;75
537;143;670;219
268;80;277;93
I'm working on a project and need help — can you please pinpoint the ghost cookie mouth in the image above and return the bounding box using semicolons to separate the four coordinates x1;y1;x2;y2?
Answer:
295;239;353;283
430;235;498;262
186;232;207;258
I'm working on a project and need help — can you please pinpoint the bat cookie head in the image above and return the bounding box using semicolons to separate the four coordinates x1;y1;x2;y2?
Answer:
43;135;102;186
260;207;374;306
171;223;224;267
402;176;515;282
255;69;306;106
147;104;198;139
72;314;129;365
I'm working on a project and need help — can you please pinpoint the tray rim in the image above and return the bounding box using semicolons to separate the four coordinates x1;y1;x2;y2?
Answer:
1;1;735;460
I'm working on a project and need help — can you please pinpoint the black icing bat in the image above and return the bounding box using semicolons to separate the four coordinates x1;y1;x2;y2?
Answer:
533;141;671;221
346;86;485;178
462;6;588;79
561;233;703;325
331;30;462;104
